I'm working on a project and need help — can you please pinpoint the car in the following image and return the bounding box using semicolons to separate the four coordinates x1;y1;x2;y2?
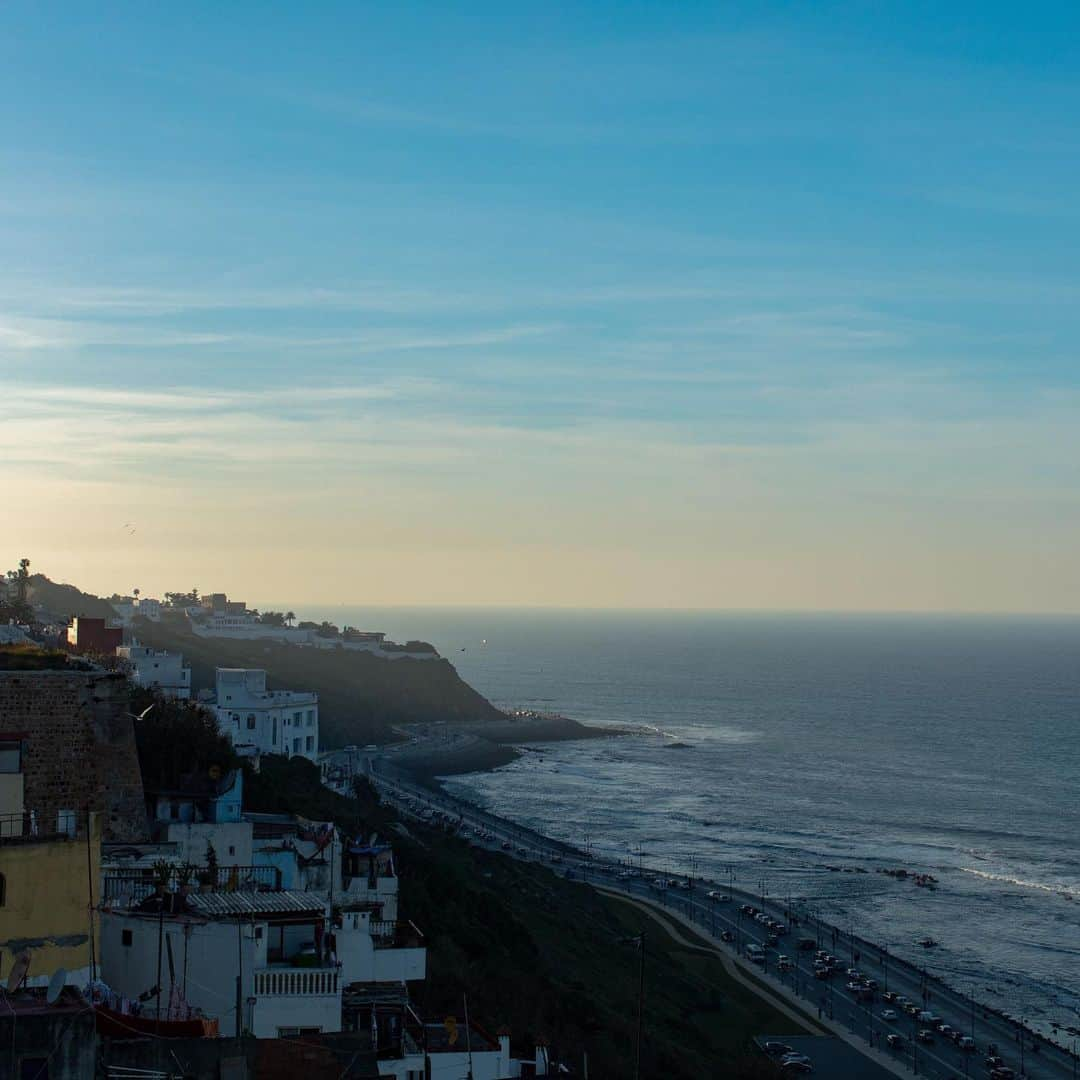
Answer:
741;904;756;915
886;1034;904;1049
958;1036;976;1052
780;1053;812;1066
916;1030;934;1044
763;1042;793;1057
903;1003;920;1017
780;1063;813;1074
881;1009;898;1021
501;841;512;850
720;929;735;942
985;1056;1004;1069
846;968;860;978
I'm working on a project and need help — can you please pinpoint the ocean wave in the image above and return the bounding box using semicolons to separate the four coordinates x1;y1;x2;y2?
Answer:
960;866;1080;897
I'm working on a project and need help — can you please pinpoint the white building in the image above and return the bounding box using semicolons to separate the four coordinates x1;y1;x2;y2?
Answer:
135;596;162;620
117;643;191;699
99;890;342;1039
215;668;319;762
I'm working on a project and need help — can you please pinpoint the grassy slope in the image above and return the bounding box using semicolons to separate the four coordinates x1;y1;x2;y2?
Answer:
134;617;505;746
247;758;797;1078
27;573;117;619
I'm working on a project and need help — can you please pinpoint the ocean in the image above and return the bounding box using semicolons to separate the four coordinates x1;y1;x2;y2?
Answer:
278;605;1080;1041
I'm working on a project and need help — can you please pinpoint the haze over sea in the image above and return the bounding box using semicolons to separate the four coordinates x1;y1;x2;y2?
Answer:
289;605;1080;1038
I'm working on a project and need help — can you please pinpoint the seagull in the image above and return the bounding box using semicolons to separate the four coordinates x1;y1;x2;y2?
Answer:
125;704;155;721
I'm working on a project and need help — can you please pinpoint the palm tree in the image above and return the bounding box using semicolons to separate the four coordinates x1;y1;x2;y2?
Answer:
285;611;296;627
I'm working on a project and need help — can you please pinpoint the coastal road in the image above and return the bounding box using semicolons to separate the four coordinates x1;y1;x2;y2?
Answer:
332;750;1079;1080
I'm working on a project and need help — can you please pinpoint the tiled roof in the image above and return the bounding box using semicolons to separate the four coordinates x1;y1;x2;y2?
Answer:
186;889;326;918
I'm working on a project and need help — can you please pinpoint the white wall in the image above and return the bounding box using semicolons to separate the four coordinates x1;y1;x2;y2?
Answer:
100;911;256;1030
100;911;342;1038
163;821;253;867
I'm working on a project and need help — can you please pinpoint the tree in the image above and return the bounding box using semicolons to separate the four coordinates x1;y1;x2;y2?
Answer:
285;611;296;627
1;559;34;624
130;688;239;791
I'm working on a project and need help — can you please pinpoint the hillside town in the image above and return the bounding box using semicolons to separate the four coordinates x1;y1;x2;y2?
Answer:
0;562;551;1079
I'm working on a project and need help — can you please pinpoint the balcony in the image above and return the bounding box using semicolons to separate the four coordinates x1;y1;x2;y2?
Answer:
102;864;281;905
0;809;76;844
370;920;426;983
253;967;340;998
371;920;423;949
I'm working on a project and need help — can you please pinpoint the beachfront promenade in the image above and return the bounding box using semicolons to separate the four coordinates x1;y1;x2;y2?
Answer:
322;741;1078;1080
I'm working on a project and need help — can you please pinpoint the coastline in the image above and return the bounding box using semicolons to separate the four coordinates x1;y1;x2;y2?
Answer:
383;713;620;781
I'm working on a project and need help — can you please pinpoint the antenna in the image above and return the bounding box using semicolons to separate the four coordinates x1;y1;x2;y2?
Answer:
46;968;67;1005
6;952;30;993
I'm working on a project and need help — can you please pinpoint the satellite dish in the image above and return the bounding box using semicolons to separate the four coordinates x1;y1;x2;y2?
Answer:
6;952;30;993
46;968;67;1005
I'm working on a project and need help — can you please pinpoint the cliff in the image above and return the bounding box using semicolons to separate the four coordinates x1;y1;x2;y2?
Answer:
135;618;506;747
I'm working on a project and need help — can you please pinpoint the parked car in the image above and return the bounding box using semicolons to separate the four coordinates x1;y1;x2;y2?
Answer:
958;1036;976;1052
720;930;734;942
916;1030;934;1044
886;1034;904;1049
881;1009;898;1021
780;1062;813;1074
763;1042;793;1057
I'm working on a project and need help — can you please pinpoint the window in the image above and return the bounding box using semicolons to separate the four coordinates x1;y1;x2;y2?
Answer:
122;929;133;946
307;710;314;727
246;714;256;730
0;740;21;773
293;738;301;753
254;926;263;940
306;737;314;752
293;711;302;725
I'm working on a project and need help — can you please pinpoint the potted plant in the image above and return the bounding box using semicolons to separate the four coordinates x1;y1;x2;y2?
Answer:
199;840;220;892
152;858;174;897
177;862;196;896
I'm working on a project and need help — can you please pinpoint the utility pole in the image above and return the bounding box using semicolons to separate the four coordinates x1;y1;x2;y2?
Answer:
634;932;645;1080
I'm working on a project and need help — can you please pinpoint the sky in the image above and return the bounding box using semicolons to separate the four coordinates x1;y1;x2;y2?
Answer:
3;2;1080;612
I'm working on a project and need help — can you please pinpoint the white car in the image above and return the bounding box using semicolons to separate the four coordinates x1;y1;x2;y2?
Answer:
881;1009;898;1021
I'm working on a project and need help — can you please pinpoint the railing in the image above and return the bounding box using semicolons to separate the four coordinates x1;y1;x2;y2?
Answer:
102;864;281;904
0;809;77;844
371;919;424;949
254;967;340;997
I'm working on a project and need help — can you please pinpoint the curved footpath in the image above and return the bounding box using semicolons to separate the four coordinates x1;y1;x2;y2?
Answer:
321;741;1078;1080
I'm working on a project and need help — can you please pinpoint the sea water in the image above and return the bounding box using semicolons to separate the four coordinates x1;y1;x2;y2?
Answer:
286;606;1080;1041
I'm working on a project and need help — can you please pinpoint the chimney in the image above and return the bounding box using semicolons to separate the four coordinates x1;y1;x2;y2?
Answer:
535;1038;549;1076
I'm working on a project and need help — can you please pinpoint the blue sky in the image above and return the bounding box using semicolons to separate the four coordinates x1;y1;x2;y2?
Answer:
3;2;1080;610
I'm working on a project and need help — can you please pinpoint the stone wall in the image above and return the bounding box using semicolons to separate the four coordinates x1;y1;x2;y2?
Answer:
0;669;148;841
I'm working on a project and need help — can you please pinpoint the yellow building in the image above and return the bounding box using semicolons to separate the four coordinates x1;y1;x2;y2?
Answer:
0;767;101;988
